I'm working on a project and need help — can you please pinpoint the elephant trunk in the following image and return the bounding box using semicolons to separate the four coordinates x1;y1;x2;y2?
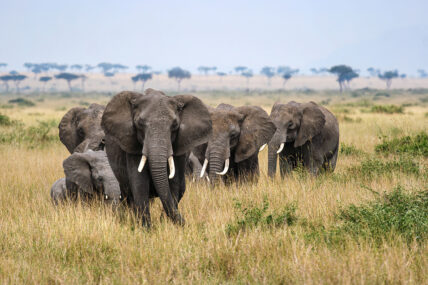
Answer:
208;151;225;184
268;131;284;178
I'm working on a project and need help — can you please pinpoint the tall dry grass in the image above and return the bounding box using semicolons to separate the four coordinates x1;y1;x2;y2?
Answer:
0;90;427;284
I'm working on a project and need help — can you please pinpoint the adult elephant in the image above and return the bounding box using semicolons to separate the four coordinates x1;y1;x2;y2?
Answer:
101;89;212;226
59;103;105;153
50;150;121;205
268;101;339;177
196;103;276;184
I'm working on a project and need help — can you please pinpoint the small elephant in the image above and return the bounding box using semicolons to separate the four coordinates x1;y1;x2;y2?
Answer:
59;103;105;153
101;89;212;226
194;103;276;184
50;150;121;204
268;101;339;177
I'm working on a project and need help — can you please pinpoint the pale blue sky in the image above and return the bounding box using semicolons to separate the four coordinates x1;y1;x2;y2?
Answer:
1;0;427;75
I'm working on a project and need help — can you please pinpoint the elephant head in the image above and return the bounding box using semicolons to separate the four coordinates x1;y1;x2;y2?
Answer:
268;101;326;176
199;103;276;183
63;150;121;204
59;103;105;153
101;89;212;222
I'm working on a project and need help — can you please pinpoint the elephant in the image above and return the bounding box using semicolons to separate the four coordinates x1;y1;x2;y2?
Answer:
268;101;339;177
194;103;276;184
59;103;105;153
50;150;121;205
101;89;212;226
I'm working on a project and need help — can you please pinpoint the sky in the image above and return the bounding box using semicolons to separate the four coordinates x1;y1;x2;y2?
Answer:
1;0;427;75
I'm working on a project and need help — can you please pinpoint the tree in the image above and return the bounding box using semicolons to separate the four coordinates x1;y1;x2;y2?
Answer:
417;69;427;78
329;65;359;93
55;73;79;91
277;66;299;87
70;64;83;71
217;72;227;83
136;65;151;73
367;67;380;77
85;64;95;72
131;75;139;90
11;74;27;93
234;66;247;74
53;64;68;72
23;62;33;72
241;70;253;92
80;75;87;91
0;75;13;92
168;67;191;91
97;62;114;73
260;66;276;85
132;73;153;90
378;70;399;89
198;66;210;75
310;67;328;75
39;76;52;92
112;64;128;73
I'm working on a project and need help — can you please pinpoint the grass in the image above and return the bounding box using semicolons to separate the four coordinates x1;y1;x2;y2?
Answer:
0;90;427;283
370;104;404;114
375;132;428;157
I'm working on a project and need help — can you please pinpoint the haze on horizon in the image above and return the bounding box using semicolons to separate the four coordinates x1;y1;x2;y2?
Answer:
1;0;427;75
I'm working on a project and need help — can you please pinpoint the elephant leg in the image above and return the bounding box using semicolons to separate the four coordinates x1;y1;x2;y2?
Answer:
237;154;259;184
126;153;151;227
323;145;339;172
279;154;293;178
169;155;186;203
302;145;322;176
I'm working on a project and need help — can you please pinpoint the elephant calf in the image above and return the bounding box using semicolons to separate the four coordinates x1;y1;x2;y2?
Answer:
268;101;339;177
50;150;121;205
195;103;276;184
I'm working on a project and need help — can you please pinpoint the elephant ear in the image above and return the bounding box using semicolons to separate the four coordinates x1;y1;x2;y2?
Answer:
101;91;142;154
63;153;94;195
59;107;85;153
294;102;326;147
234;106;277;162
174;95;212;156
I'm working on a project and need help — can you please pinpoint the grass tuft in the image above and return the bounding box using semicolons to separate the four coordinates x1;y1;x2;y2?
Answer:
375;132;428;157
370;104;404;114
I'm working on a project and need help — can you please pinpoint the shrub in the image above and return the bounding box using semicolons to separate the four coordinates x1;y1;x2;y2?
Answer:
339;143;363;156
306;186;428;246
226;198;298;236
8;98;35;107
0;120;59;146
374;92;390;98
0;113;13;126
375;132;428;157
348;156;421;179
370;105;403;114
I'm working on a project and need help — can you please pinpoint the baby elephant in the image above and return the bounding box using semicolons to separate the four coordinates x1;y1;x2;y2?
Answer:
268;101;339;176
50;150;121;205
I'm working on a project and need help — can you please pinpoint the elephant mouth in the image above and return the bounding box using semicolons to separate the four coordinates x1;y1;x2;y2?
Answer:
137;152;176;179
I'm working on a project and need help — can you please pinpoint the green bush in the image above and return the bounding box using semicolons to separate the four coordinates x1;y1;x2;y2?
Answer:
8;98;35;107
0;113;13;126
348;157;421;179
370;105;403;114
0;120;59;146
339;143;363;156
306;186;428;246
226;198;298;236
375;132;428;157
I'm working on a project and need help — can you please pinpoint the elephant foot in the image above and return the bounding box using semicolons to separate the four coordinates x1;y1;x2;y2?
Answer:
172;212;186;226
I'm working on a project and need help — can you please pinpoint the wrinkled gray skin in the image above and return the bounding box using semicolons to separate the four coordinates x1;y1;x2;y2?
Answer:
59;103;105;153
101;89;212;227
50;150;121;205
268;101;339;177
185;152;205;181
193;103;276;184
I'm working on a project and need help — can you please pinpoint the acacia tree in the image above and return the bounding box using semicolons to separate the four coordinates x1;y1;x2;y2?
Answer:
0;75;13;92
367;67;380;77
277;66;299;87
378;70;400;89
417;69;427;78
55;73;79;91
136;65;151;73
80;75;87;91
97;62;114;73
217;71;227;82
260;66;275;86
71;64;83;71
241;70;253;92
11;74;27;93
112;64;128;73
234;66;247;74
39;76;52;92
85;64;95;72
132;73;153;90
168;67;191;91
329;65;359;93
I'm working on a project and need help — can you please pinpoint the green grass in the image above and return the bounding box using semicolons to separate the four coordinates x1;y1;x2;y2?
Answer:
0;119;59;146
375;132;428;157
306;186;428;246
370;104;404;114
8;97;36;107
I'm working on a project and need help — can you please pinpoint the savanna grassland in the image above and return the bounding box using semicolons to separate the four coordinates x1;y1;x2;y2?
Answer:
0;88;427;284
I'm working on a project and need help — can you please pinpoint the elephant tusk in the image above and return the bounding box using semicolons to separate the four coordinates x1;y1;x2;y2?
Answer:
259;144;267;152
216;158;229;175
200;159;208;178
277;142;285;154
206;176;210;182
168;156;175;179
138;155;147;172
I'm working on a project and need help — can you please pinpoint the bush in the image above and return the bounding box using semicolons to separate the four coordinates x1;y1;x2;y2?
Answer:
348;157;421;179
370;105;403;114
8;98;35;107
375;132;428;157
0;113;13;126
340;143;363;156
0;120;59;146
306;186;428;246
226;198;298;236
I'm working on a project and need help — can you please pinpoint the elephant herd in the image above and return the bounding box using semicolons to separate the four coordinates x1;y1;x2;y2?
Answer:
51;88;339;227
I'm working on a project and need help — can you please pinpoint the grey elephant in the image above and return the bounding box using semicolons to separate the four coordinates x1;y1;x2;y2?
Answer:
194;103;276;184
50;150;121;205
59;103;105;153
268;101;339;177
101;89;212;226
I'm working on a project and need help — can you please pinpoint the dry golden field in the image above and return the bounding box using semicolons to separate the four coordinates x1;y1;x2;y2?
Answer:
0;89;427;284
